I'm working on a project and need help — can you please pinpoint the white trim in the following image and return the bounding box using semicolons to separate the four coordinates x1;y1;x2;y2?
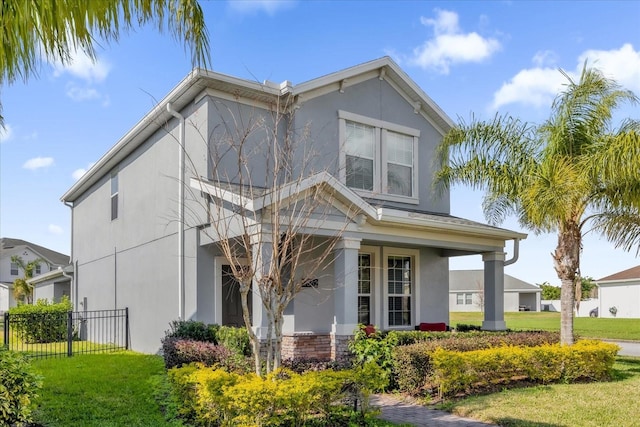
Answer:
359;245;381;327
382;247;420;329
338;110;421;137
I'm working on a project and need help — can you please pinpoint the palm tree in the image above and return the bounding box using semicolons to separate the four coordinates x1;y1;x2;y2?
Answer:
1;0;211;123
10;255;45;304
436;64;640;345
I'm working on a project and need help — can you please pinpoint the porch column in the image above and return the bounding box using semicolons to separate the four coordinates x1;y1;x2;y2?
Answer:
331;237;361;359
251;231;272;341
482;251;507;330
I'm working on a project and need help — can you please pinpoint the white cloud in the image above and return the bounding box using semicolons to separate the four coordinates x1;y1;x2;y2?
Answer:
491;44;640;110
532;50;558;68
23;156;54;170
0;124;13;143
578;43;640;93
48;224;63;235
52;51;111;83
408;9;502;74
72;162;95;180
228;0;295;15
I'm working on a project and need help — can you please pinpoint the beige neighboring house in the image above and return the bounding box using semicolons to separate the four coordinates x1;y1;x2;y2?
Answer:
0;238;70;311
596;265;640;319
450;270;541;312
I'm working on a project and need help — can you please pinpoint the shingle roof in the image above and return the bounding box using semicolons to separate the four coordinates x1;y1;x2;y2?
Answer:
1;238;69;266
597;265;640;282
449;270;540;292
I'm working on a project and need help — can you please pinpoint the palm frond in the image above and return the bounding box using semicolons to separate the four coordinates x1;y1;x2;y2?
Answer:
590;207;640;255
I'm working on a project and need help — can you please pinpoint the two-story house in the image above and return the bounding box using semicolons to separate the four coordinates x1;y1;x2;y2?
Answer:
61;57;526;356
0;238;70;311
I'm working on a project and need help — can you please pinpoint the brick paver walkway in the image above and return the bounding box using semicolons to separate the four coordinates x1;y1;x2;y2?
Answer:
370;394;496;427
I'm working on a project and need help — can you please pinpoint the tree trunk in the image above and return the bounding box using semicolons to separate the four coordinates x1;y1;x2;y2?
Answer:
239;282;261;376
553;221;581;345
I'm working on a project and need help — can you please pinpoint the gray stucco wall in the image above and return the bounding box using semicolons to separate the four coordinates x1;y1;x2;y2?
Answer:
418;247;450;324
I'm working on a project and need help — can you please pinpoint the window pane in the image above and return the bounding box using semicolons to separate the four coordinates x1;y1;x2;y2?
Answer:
358;296;370;325
388;296;411;326
345;122;375;158
111;194;118;220
10;262;18;275
387;163;412;196
110;173;118;196
387;132;413;166
456;293;463;305
346;156;374;191
465;293;473;305
358;254;372;325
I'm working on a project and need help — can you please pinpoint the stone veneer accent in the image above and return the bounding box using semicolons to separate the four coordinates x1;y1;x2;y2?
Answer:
330;334;352;361
281;333;332;360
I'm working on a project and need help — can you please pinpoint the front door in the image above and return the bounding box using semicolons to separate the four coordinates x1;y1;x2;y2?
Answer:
221;265;251;327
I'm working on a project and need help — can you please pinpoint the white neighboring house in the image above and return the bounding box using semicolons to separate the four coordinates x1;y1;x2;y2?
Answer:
596;265;640;319
0;238;70;311
450;270;541;312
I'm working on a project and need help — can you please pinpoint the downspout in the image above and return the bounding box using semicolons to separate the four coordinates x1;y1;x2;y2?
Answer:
504;238;520;266
63;201;77;310
166;103;185;320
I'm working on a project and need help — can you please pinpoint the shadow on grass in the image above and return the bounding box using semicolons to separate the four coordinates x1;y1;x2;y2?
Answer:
494;418;564;427
611;357;640;380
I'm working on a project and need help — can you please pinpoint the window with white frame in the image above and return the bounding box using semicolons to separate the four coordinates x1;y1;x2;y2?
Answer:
10;262;18;275
358;253;372;325
340;111;419;201
387;255;412;326
110;171;119;220
456;292;473;305
34;264;41;276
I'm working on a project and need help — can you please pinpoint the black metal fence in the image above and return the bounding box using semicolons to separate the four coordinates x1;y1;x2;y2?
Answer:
2;308;129;359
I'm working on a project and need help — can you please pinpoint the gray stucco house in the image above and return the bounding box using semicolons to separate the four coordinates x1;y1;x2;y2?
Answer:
61;57;526;356
0;238;70;310
449;270;541;313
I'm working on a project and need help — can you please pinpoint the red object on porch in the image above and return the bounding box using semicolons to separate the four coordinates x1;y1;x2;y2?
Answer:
417;322;448;332
363;324;377;336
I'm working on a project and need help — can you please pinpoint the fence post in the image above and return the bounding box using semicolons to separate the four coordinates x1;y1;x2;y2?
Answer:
3;312;8;349
125;307;129;350
67;311;73;357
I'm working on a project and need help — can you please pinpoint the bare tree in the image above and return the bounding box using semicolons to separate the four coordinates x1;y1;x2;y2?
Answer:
186;94;361;375
474;279;484;313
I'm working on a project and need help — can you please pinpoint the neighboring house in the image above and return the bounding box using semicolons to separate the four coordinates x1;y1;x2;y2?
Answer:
29;264;74;304
61;57;527;356
596;265;640;318
0;238;70;310
450;270;541;312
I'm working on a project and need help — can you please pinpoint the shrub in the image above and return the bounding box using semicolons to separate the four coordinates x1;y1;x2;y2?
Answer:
455;323;483;332
162;338;250;371
0;349;42;425
281;357;353;373
216;325;251;356
392;331;560;394
8;296;73;343
163;320;218;343
430;340;619;397
167;362;386;426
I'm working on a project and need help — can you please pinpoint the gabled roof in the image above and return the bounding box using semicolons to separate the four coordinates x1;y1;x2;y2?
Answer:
450;270;540;292
598;265;640;282
1;238;69;266
61;57;454;203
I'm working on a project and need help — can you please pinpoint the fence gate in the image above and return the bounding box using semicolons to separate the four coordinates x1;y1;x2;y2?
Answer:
2;308;129;359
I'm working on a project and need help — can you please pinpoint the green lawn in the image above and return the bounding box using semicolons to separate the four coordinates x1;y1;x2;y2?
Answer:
32;352;181;427
437;357;640;427
451;311;640;341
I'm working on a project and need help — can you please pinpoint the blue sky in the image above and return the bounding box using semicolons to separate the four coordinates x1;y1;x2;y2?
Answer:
1;0;639;286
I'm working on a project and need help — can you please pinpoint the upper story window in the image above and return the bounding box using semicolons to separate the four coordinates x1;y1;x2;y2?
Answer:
10;262;18;275
339;110;419;203
34;264;41;276
110;171;119;220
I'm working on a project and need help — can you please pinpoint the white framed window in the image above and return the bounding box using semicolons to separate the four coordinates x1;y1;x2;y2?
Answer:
10;262;18;275
34;264;41;276
339;111;419;203
110;171;119;220
456;293;473;305
357;253;372;325
382;247;419;328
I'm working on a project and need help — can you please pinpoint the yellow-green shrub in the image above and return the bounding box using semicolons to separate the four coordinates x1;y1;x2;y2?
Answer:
168;362;386;426
431;340;619;397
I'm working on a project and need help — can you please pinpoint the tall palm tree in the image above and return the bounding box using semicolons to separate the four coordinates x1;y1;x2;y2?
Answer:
436;64;640;345
10;255;45;304
1;0;211;123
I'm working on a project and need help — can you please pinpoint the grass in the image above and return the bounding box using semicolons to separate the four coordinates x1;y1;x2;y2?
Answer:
436;356;640;427
451;311;640;341
31;352;181;427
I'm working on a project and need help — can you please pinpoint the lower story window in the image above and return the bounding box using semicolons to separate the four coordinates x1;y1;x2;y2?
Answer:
387;255;412;326
358;254;372;325
456;292;473;305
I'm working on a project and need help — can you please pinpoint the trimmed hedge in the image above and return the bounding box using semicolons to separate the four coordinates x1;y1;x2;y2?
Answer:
392;331;560;394
8;297;73;343
430;340;619;397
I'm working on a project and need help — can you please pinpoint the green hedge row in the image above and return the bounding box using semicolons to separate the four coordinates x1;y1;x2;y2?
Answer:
430;340;619;397
8;297;73;343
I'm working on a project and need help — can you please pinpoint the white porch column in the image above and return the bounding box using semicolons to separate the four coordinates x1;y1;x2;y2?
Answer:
251;231;272;340
331;237;361;359
482;251;507;330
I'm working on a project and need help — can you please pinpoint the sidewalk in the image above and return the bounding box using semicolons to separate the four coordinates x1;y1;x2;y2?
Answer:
371;394;495;427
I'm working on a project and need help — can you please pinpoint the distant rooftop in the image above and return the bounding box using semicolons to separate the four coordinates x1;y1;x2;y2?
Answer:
450;269;540;292
598;265;640;282
1;238;69;266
